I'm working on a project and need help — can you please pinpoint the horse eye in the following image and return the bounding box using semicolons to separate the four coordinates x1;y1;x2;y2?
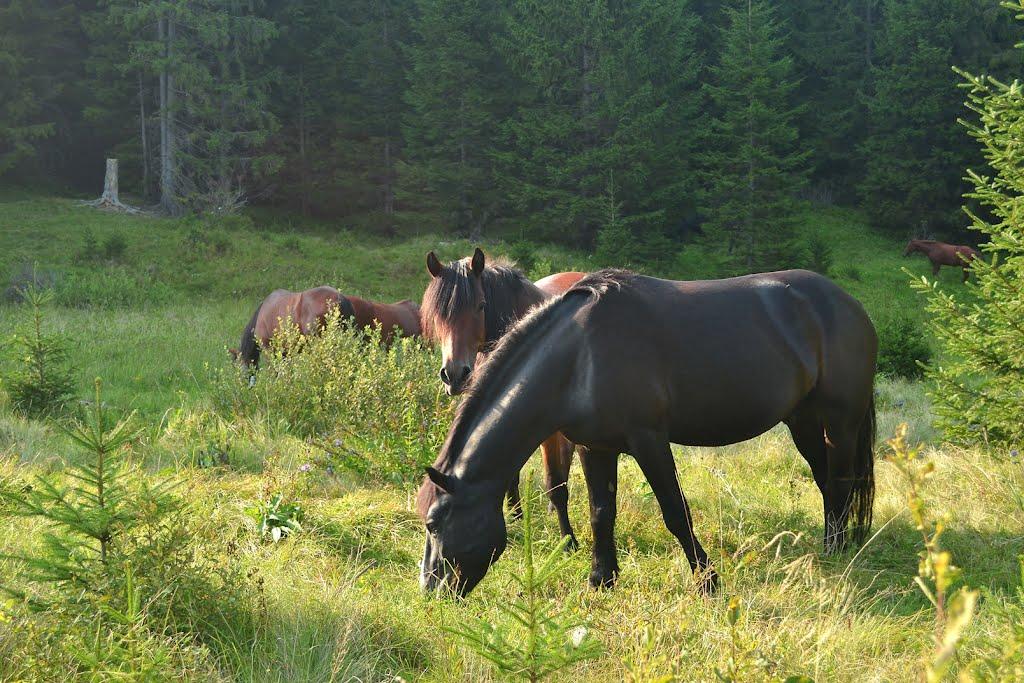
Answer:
478;301;486;311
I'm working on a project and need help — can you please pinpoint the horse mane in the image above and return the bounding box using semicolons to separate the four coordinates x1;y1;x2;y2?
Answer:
420;256;543;343
430;268;639;477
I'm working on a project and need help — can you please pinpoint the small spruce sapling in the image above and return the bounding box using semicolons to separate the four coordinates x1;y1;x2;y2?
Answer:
446;472;600;682
2;279;75;418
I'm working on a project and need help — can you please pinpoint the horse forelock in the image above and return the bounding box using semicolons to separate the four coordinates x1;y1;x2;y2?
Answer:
421;256;537;342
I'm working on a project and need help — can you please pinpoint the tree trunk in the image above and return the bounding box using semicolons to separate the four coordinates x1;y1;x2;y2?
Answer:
83;158;140;213
101;159;119;203
159;16;179;215
138;72;150;199
298;67;310;216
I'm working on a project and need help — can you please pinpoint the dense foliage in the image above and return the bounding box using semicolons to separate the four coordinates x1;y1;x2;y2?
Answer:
913;34;1024;444
214;312;455;483
4;1;1023;269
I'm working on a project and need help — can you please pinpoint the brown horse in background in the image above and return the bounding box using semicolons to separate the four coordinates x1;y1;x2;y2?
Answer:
421;248;586;548
904;239;980;282
234;286;420;368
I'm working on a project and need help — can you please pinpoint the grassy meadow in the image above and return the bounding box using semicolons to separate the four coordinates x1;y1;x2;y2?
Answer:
0;194;1021;681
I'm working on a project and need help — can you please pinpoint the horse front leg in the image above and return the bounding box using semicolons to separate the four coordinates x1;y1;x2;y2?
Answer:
579;446;619;589
541;432;578;551
932;260;941;277
628;430;718;594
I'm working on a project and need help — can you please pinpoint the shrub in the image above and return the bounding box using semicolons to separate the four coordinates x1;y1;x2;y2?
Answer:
509;240;537;274
215;310;455;483
1;281;76;417
876;316;931;379
802;232;834;275
53;268;174;308
102;233;128;262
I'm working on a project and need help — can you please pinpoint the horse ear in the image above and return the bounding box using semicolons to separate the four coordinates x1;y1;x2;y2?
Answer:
427;251;443;278
471;248;485;277
425;466;452;493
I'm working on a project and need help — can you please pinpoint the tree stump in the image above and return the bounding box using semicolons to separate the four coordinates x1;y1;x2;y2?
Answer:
83;158;142;214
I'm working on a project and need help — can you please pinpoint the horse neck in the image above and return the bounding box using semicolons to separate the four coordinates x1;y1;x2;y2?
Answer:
441;307;578;489
483;271;546;344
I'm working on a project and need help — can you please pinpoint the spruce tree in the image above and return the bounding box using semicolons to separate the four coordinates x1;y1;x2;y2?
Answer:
402;0;509;237
912;34;1024;444
0;0;75;175
496;0;700;250
701;0;809;274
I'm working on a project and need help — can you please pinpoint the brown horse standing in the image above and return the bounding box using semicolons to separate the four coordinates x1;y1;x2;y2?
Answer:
235;286;420;368
421;248;586;548
904;239;980;282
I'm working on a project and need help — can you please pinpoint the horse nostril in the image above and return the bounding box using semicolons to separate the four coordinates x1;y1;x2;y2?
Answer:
459;366;471;382
439;367;450;385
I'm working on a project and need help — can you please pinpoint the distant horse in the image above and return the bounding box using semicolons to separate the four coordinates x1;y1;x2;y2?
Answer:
234;286;420;368
417;269;877;597
420;248;586;547
904;239;980;282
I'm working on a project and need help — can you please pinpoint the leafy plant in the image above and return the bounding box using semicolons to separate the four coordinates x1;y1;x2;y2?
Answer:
446;479;601;682
216;308;454;483
101;233;128;262
249;493;304;542
886;423;978;681
2;278;76;417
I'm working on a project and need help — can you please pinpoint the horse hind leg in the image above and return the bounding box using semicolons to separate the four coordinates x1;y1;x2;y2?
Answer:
541;433;577;551
784;405;827;498
820;402;875;554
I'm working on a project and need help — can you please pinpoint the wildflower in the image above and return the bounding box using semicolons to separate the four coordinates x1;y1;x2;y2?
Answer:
298;463;313;473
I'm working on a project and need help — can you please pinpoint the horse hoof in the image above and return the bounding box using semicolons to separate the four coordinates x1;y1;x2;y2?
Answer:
696;568;720;595
563;535;579;553
588;566;618;590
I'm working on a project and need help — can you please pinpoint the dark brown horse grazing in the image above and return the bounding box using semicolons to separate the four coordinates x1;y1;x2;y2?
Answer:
417;269;877;598
420;248;586;548
904;239;980;282
234;286;420;368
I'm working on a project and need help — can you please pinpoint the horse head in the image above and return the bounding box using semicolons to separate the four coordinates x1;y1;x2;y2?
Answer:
417;465;507;598
422;248;487;395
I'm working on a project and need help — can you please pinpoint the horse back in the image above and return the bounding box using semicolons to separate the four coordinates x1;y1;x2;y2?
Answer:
568;270;875;445
534;271;587;297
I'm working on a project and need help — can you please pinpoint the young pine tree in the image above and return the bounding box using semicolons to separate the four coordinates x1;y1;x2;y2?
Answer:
912;29;1024;444
701;0;809;274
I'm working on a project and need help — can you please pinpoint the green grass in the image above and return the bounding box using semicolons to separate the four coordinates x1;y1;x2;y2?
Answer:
1;194;1020;681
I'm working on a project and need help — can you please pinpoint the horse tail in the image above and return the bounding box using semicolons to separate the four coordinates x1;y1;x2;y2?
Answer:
850;394;876;545
239;301;264;368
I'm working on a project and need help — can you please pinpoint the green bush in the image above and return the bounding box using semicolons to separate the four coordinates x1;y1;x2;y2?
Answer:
876;316;931;379
215;311;455;483
53;268;174;308
802;232;834;275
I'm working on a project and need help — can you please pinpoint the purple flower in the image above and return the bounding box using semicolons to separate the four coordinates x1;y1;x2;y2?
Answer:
333;438;343;448
298;463;313;473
